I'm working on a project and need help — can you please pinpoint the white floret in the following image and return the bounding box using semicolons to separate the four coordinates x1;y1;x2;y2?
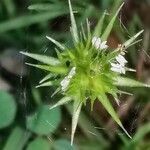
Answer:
61;67;76;91
110;63;126;74
110;53;127;74
92;36;108;50
116;54;127;66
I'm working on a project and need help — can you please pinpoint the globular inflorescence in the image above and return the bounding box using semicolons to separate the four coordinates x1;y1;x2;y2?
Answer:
21;0;149;145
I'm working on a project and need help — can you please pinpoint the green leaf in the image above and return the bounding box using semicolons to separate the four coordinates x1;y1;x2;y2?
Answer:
121;123;150;149
46;36;65;50
0;91;16;128
31;88;42;105
53;139;75;150
114;77;150;88
3;127;31;150
0;10;67;33
111;0;123;14
123;30;144;48
93;11;106;37
25;63;67;74
133;123;150;143
50;97;72;110
26;137;51;150
3;0;16;17
28;3;65;11
26;105;61;135
98;94;131;138
20;52;60;66
101;3;124;41
68;0;79;43
71;101;82;145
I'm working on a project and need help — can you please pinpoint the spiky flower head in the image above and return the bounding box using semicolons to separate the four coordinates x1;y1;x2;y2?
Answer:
21;0;149;145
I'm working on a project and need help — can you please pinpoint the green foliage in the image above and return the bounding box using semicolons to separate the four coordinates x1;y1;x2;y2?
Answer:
0;7;67;33
26;138;76;150
26;105;61;135
0;91;16;128
0;0;150;149
53;139;75;150
93;11;106;37
101;3;124;41
3;127;31;150
120;123;150;150
26;137;51;150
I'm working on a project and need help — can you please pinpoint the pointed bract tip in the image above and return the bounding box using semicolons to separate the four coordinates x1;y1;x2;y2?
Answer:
25;62;30;65
71;138;73;146
46;35;50;40
121;125;132;139
20;51;25;54
141;29;144;33
35;85;40;88
136;30;144;36
25;62;34;66
49;105;55;110
68;0;79;43
146;84;150;88
120;2;125;8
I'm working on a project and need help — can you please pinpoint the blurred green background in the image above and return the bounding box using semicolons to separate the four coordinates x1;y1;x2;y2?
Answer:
0;0;150;149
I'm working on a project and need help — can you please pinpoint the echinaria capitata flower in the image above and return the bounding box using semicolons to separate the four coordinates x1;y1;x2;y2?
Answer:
20;0;147;145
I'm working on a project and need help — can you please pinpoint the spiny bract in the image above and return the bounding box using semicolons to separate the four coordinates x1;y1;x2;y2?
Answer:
21;0;150;145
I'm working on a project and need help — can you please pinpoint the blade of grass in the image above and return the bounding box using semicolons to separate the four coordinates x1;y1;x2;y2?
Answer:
3;0;16;17
132;123;150;143
28;3;65;11
101;3;124;41
93;11;106;37
111;0;123;14
79;5;94;23
0;10;67;33
68;0;79;43
3;127;31;150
